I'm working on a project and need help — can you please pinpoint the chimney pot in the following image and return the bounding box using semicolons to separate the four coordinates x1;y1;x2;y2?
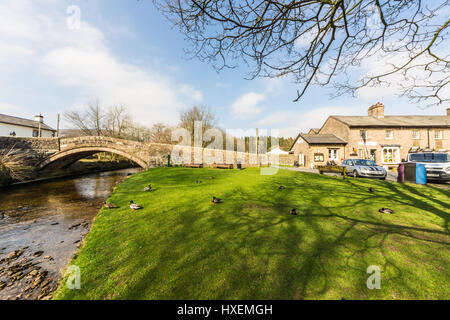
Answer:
368;103;385;118
34;114;44;123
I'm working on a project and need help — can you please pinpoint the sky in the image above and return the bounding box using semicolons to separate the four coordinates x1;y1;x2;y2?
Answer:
0;0;448;137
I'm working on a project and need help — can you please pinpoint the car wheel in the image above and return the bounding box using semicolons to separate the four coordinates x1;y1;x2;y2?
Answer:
352;170;358;178
380;176;386;180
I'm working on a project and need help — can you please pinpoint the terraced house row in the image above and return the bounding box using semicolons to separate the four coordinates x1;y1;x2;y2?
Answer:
290;103;450;169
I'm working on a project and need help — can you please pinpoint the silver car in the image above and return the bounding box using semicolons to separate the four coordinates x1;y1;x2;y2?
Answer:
342;159;387;179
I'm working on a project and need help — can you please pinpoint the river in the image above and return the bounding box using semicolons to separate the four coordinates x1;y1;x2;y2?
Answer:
0;168;141;300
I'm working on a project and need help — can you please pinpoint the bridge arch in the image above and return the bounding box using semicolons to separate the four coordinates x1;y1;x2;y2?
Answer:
38;146;148;170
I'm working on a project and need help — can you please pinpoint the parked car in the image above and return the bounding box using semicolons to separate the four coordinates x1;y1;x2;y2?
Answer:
342;159;387;179
407;151;450;182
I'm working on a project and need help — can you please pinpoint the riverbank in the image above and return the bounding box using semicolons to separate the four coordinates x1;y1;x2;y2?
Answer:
0;159;137;188
53;167;449;299
0;168;140;300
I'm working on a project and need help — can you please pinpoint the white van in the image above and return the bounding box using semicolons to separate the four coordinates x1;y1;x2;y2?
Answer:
407;151;450;182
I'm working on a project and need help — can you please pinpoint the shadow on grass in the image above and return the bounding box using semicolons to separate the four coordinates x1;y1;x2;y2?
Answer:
56;169;450;300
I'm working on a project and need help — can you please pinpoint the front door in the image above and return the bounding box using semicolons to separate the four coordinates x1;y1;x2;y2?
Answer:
370;149;377;162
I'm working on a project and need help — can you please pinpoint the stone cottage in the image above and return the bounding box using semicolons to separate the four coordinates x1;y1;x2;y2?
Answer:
290;103;450;168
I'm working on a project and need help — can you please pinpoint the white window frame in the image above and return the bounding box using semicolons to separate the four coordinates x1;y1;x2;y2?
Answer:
385;129;393;139
382;147;400;164
360;130;368;140
298;154;305;166
412;130;420;140
328;149;338;161
358;149;365;158
434;130;442;140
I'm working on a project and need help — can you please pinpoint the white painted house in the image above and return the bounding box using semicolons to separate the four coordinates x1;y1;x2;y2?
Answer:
267;147;289;155
0;114;56;138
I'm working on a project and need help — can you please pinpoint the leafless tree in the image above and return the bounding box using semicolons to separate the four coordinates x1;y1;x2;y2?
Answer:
148;123;173;144
105;104;132;139
179;105;219;146
64;100;106;136
64;102;136;139
156;0;449;106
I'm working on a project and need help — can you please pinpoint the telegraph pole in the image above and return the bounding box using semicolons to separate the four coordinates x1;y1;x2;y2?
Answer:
256;128;259;167
56;113;60;137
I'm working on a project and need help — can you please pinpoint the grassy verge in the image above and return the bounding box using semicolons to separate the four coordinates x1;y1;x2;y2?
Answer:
54;167;449;299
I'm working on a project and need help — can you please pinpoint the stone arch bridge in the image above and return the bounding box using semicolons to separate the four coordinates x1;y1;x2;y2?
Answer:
0;136;287;171
0;136;175;170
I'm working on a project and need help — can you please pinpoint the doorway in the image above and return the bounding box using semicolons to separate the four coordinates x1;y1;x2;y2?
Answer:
370;149;377;162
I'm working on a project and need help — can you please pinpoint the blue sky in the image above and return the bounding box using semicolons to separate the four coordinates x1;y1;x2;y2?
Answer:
0;0;448;137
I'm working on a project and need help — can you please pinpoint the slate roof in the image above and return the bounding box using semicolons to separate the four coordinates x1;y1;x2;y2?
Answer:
308;128;321;134
331;115;450;128
0;114;55;131
299;133;347;144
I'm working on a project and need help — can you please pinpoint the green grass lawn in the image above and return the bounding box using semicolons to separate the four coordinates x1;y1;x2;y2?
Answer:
54;167;450;300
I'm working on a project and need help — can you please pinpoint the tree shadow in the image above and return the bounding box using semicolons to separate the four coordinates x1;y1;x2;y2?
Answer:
60;169;450;300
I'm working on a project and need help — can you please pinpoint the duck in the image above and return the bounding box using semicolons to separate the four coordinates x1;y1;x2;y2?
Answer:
212;196;222;204
378;208;394;214
196;180;202;184
143;185;152;192
291;208;299;215
129;200;143;211
210;176;215;179
369;187;375;193
278;185;286;190
104;202;118;209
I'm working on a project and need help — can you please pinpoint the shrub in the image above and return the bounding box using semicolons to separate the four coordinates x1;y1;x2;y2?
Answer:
0;145;34;186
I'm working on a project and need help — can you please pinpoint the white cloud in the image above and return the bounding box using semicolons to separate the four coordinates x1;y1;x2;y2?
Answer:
0;41;34;60
294;29;317;49
263;77;285;94
257;111;291;126
0;102;29;117
355;44;450;102
179;84;203;103
257;105;359;137
231;92;265;119
0;0;203;126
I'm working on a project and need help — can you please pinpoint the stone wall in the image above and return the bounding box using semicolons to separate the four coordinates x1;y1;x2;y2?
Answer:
0;137;293;179
0;137;60;167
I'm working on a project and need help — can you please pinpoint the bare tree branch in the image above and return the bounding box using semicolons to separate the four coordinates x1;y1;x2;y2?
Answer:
155;0;449;106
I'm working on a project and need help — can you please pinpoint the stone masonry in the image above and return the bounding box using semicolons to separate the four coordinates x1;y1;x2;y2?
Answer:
0;136;293;173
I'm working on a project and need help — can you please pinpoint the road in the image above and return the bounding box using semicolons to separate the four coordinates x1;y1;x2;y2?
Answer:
271;165;448;188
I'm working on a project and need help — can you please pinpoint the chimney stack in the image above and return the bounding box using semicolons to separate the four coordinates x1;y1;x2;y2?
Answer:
368;102;384;118
34;114;44;123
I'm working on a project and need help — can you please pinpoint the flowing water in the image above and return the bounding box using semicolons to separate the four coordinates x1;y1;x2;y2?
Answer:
0;168;141;300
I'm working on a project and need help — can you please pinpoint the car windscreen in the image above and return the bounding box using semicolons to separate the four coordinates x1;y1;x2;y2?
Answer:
408;153;450;163
353;160;377;166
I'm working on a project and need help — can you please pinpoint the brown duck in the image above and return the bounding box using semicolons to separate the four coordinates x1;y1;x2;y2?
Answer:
104;203;119;209
212;196;222;204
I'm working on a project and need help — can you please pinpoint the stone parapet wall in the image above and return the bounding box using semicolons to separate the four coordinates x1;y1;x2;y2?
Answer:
0;137;60;167
0;137;59;152
1;137;293;170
